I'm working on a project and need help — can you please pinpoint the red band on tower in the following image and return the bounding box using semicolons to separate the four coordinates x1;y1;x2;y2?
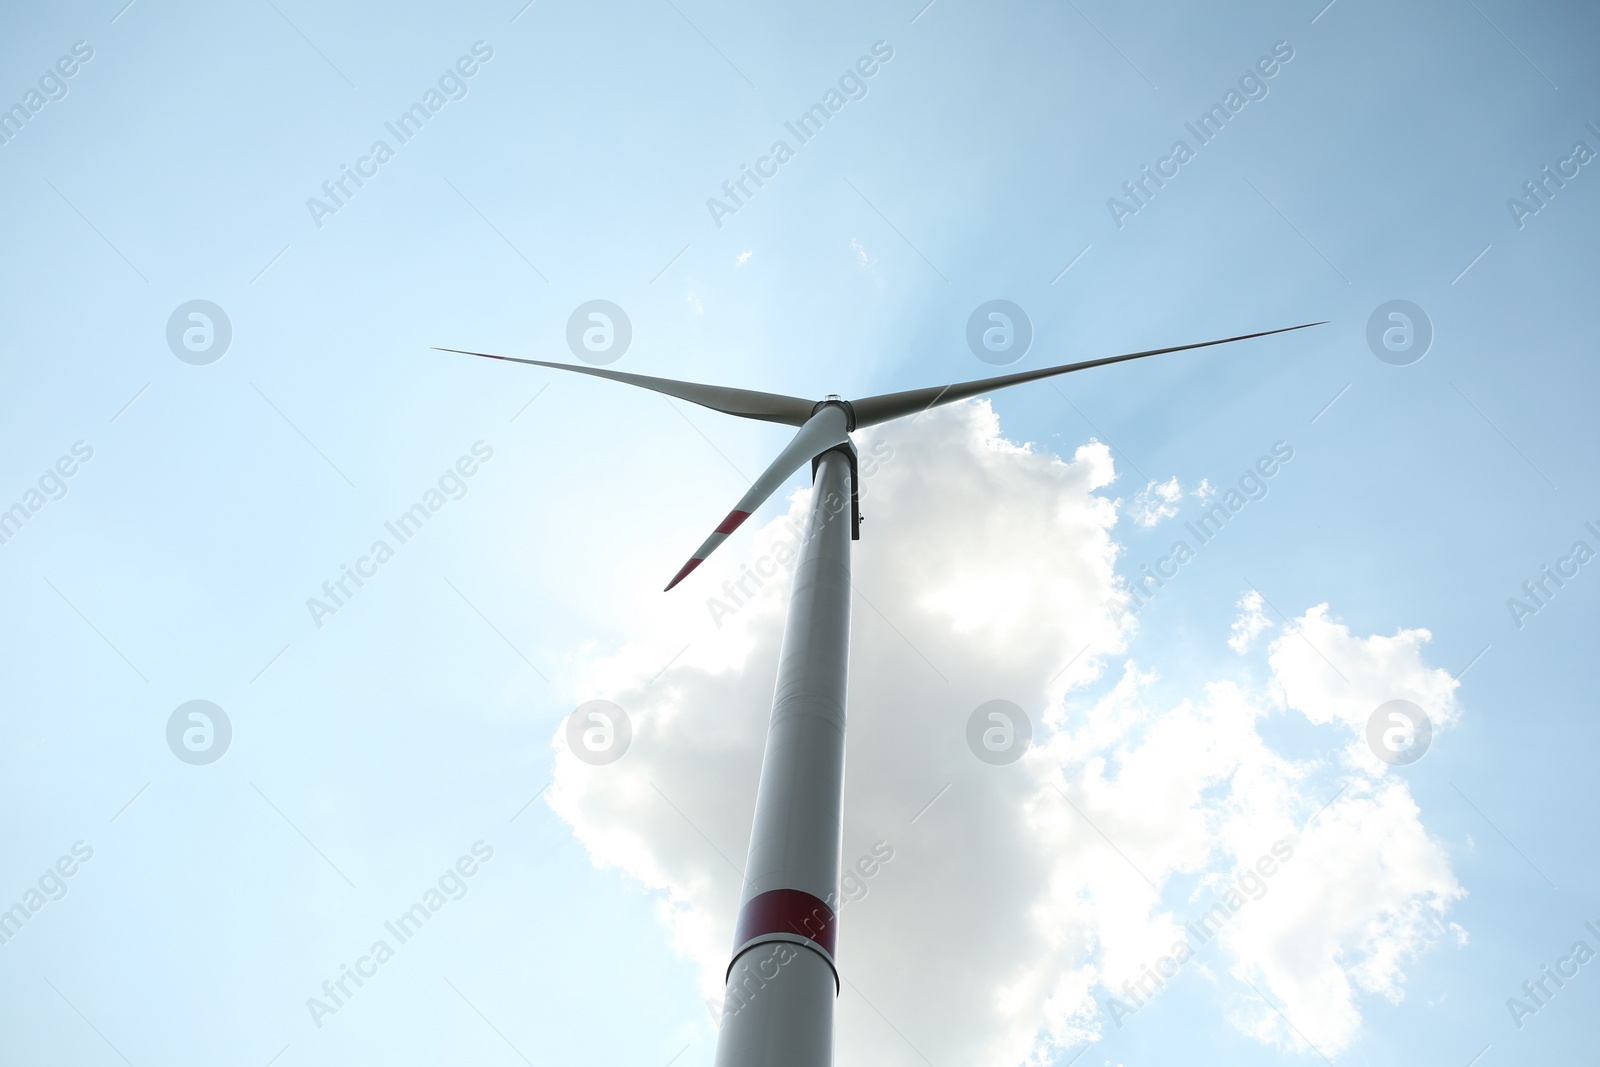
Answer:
733;888;837;958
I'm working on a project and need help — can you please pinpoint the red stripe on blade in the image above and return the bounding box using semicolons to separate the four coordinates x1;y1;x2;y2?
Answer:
734;888;837;957
715;509;752;535
664;557;704;591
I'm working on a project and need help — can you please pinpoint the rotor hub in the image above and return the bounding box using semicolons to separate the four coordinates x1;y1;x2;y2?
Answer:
812;395;856;432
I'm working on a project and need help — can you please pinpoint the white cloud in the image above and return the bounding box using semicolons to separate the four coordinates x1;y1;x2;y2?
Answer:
1193;478;1216;503
1267;603;1461;772
547;401;1463;1064
1215;777;1463;1054
849;237;870;266
1228;589;1272;653
736;250;753;267
1130;476;1183;527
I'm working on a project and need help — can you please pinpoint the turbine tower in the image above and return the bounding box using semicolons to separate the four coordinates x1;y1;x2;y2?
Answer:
441;322;1320;1066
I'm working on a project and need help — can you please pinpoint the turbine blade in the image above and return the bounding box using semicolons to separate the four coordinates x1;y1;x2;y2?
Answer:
849;322;1326;428
664;406;851;590
434;348;816;426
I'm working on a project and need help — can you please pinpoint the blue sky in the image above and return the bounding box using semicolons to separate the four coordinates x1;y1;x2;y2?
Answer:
2;0;1597;1064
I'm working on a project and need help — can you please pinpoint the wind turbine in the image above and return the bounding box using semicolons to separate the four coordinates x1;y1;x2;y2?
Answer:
440;321;1320;1067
